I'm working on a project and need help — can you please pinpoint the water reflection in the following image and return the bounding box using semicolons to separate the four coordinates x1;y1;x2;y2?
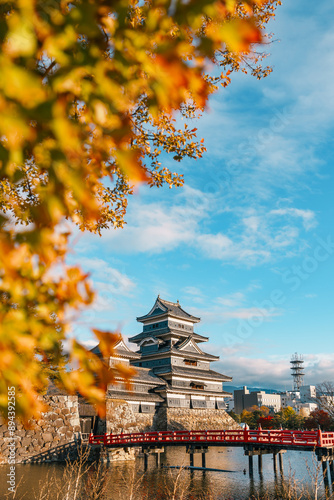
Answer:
0;446;330;500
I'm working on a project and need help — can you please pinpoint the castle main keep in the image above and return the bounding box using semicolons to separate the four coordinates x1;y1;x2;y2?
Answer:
97;296;238;433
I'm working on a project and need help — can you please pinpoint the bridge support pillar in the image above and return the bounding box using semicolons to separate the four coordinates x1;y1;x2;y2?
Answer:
273;452;278;474
186;445;208;469
244;446;286;477
329;460;334;485
315;446;334;493
142;446;164;470
279;451;284;474
322;461;329;491
248;455;253;477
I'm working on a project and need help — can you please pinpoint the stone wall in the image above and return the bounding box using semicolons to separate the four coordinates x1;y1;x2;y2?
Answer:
0;395;81;464
106;399;156;434
105;400;240;434
155;407;240;431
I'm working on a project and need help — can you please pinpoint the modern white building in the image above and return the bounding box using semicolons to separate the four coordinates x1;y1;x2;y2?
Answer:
300;385;316;402
234;386;281;413
297;402;318;416
280;386;318;415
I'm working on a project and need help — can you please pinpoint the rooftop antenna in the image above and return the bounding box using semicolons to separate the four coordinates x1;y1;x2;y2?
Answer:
290;352;304;391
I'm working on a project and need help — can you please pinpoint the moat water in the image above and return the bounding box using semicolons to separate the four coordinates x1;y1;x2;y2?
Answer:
0;447;330;500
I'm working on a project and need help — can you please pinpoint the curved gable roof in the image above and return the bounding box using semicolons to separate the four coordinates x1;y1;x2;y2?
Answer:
137;296;200;323
90;339;141;360
176;336;205;355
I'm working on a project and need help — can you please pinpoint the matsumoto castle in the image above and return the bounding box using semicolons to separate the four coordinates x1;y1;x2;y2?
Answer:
94;296;233;413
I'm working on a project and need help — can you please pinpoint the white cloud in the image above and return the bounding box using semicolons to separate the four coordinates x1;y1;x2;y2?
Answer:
79;186;316;267
196;233;234;259
183;286;203;296
270;208;317;231
182;286;205;304
74;257;136;297
216;292;245;307
217;356;289;389
97;185;210;254
215;352;334;389
191;303;280;325
222;307;273;320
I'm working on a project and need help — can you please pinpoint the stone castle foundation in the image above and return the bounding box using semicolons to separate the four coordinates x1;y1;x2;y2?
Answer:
106;399;240;434
0;395;81;465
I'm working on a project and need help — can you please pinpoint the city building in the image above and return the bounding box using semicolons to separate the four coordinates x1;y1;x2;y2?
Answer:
225;398;234;412
280;386;317;415
234;386;281;414
297;403;318;416
300;385;316;403
280;391;299;410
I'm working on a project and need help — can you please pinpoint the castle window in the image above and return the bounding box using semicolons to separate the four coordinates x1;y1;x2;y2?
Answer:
190;382;205;390
184;359;197;366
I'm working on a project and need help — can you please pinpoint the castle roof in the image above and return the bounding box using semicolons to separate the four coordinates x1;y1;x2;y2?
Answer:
154;383;232;398
137;296;200;323
129;328;208;344
160;336;219;360
108;366;166;402
153;365;232;382
120;366;166;386
136;343;219;362
107;390;165;403
91;339;141;360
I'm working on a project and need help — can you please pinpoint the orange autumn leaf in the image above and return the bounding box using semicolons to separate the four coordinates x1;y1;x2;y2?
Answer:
92;329;122;358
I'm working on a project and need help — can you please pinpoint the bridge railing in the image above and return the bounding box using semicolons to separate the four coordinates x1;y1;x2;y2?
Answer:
89;429;334;448
247;429;320;446
321;432;334;447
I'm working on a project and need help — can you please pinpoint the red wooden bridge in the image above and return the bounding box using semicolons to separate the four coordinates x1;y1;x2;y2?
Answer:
89;429;334;486
89;428;334;450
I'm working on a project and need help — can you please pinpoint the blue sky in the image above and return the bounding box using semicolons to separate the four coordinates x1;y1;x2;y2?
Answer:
69;0;334;390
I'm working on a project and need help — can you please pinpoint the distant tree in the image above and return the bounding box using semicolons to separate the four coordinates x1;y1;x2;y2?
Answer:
228;410;241;423
304;409;334;431
299;407;310;418
259;405;270;416
272;407;305;430
316;382;334;419
240;409;254;427
240;406;271;428
258;415;274;429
